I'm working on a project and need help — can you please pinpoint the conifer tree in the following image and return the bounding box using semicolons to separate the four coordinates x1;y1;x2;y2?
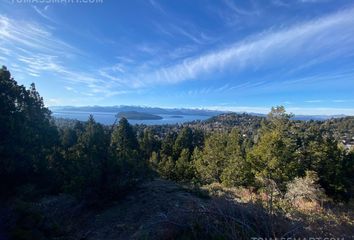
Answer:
248;107;299;191
0;66;59;194
66;115;108;196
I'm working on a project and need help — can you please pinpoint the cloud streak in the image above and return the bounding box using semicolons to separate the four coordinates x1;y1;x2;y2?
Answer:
123;7;354;87
0;15;77;55
0;15;127;98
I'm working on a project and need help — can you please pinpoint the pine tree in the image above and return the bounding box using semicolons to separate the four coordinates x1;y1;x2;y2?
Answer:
111;117;140;164
139;127;160;160
173;127;194;159
249;107;299;191
194;132;229;184
0;66;59;194
66;115;108;197
175;148;195;181
108;117;147;193
221;128;253;187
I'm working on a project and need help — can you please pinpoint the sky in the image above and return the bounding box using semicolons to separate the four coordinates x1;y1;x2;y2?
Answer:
0;0;354;115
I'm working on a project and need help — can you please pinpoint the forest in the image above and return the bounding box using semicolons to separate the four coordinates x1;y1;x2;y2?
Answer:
1;66;353;239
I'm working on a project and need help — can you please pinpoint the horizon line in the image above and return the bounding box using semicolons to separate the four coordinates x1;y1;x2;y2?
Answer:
48;105;354;116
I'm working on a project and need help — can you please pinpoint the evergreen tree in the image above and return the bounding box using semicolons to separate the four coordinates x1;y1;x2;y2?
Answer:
158;155;176;180
66;115;108;197
175;148;195;182
194;132;229;184
111;117;140;163
249;107;299;191
221;128;253;187
139;127;160;160
149;151;160;170
0;66;59;194
108;117;147;194
173;127;194;159
306;136;349;200
161;132;177;157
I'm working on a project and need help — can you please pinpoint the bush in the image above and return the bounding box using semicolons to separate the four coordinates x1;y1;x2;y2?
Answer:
285;171;327;210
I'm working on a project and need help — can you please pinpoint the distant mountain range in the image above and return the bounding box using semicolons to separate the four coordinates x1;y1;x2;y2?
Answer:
50;106;348;121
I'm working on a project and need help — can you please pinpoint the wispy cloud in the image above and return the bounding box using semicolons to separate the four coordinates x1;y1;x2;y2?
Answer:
271;0;290;7
2;3;353;110
168;45;198;60
33;5;55;23
170;24;212;45
154;21;214;45
223;0;261;16
217;0;262;26
332;99;354;103
305;100;323;103
0;15;127;99
149;0;167;15
122;7;354;87
0;15;77;55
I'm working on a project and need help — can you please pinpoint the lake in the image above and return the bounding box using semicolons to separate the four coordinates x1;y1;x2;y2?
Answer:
52;111;211;125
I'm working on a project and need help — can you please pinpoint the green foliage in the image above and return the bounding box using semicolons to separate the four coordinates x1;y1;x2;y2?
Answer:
194;129;253;187
221;129;253;187
175;148;195;182
173;127;194;158
106;117;149;197
194;132;229;183
249;130;298;190
111;117;140;162
305;136;351;200
249;107;299;190
65;115;109;197
139;127;160;160
158;155;176;180
0;69;150;199
0;65;352;205
156;127;204;182
0;66;59;195
149;151;160;170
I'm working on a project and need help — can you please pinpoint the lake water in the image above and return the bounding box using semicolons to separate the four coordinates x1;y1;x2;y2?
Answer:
52;111;211;125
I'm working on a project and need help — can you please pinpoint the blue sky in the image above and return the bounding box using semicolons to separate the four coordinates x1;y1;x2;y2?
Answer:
1;0;354;114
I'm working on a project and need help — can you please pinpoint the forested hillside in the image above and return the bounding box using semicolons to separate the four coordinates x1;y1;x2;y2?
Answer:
1;66;353;239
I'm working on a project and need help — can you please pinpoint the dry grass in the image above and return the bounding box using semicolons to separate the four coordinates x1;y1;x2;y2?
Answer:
3;179;352;239
201;183;354;239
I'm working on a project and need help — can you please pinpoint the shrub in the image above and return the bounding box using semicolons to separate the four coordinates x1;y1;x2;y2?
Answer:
285;171;327;210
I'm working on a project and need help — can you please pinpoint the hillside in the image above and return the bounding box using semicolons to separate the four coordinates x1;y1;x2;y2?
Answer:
3;179;353;239
200;112;264;132
1;67;353;240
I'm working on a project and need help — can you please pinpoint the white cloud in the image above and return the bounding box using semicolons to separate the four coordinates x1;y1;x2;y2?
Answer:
170;24;210;45
47;98;62;106
123;7;354;87
223;0;261;16
0;15;123;97
149;0;167;15
305;100;323;103
332;99;354;103
0;15;77;55
33;5;55;23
